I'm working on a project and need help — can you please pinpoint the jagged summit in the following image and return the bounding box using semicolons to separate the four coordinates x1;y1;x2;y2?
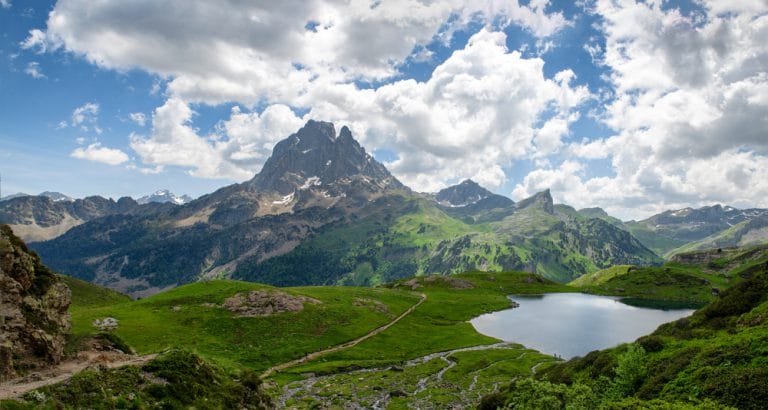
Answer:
39;191;74;202
515;189;554;214
249;120;403;195
137;189;192;205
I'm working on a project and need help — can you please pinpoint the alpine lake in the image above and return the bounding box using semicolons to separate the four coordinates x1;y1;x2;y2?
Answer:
471;293;697;359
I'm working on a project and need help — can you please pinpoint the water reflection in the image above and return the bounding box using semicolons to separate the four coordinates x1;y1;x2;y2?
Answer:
470;293;695;359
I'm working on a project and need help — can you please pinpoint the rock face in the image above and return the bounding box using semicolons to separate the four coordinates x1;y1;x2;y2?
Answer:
250;120;403;195
514;189;555;214
0;224;71;381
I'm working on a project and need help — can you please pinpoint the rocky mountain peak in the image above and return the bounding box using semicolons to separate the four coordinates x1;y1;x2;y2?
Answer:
515;189;554;214
436;179;493;207
250;120;402;194
39;191;74;202
137;189;192;205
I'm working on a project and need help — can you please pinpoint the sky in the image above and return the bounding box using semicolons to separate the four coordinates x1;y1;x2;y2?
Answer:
1;0;767;220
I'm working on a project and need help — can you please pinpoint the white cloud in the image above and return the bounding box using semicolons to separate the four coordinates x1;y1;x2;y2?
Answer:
0;0;11;9
543;0;768;219
71;143;129;165
129;112;146;127
129;98;304;179
71;102;99;129
25;0;570;106
24;61;45;78
297;29;589;191
113;27;587;189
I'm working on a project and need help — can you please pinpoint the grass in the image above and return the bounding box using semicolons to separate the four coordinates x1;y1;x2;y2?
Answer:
578;265;731;303
569;265;633;287
59;274;131;308
277;344;558;409
67;279;420;371
278;271;572;376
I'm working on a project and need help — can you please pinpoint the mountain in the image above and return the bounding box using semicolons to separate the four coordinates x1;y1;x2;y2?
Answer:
29;120;659;296
137;189;193;205
577;207;624;227
249;120;403;195
0;193;29;202
39;191;74;202
0;191;73;202
432;179;515;222
435;179;513;208
625;204;768;255
668;216;768;256
0;195;164;243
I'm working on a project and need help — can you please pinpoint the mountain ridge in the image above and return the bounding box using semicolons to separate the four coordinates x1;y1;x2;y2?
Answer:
22;121;663;296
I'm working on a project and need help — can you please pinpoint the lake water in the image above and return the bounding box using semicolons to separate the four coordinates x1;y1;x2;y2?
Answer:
470;293;695;359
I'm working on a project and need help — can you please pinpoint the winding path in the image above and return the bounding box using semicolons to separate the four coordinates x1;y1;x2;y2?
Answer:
260;292;427;379
0;352;157;400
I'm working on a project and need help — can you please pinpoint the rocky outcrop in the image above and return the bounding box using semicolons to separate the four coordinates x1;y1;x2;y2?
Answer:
0;225;71;381
515;189;554;214
222;290;320;317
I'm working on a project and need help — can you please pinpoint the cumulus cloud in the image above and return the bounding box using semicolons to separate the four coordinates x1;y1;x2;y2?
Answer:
113;27;587;189
297;28;589;190
71;143;129;165
532;0;768;219
25;0;570;105
129;98;304;179
0;0;10;9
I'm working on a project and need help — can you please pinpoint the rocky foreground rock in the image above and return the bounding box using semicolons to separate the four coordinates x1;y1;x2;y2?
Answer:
0;225;71;381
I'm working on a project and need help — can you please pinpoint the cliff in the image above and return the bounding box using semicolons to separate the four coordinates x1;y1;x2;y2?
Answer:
0;225;71;381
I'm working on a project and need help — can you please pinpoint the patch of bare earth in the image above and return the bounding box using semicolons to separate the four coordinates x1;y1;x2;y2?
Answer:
0;349;157;400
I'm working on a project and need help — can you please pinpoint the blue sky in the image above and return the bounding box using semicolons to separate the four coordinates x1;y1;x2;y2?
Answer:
1;0;767;219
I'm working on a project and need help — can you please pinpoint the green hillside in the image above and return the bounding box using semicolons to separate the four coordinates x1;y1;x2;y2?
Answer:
667;217;768;257
568;265;633;287
235;196;660;287
570;246;768;305
625;221;689;256
66;280;421;371
58;274;131;308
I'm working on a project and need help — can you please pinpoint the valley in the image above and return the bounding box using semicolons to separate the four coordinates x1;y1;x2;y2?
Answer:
2;221;768;408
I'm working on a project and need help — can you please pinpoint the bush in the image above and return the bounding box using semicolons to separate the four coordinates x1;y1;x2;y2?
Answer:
477;391;506;410
637;336;664;353
605;344;647;401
